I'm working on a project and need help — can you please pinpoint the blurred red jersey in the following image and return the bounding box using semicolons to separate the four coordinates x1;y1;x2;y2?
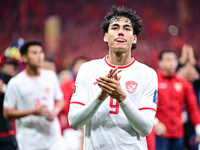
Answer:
156;70;200;138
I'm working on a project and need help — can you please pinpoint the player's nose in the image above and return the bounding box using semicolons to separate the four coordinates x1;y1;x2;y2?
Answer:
118;28;124;36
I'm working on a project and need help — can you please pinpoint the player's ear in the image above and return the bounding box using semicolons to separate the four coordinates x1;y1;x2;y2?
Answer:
21;55;28;64
132;35;137;44
104;33;108;42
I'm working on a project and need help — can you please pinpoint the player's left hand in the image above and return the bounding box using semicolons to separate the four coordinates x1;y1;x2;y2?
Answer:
43;110;55;121
96;68;127;102
97;67;121;101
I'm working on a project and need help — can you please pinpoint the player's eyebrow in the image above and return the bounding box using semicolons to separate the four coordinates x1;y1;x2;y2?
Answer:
111;23;120;27
111;23;132;28
123;24;132;28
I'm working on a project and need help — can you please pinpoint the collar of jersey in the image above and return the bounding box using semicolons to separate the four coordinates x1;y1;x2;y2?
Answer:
24;69;41;78
104;55;135;69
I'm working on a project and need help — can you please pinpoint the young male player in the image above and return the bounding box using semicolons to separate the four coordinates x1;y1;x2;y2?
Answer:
3;40;65;150
69;6;158;150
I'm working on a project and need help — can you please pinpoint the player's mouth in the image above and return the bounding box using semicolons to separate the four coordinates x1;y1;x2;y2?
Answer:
115;37;126;42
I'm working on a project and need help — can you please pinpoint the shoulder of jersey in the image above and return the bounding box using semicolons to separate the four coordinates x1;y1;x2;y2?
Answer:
80;59;102;70
7;71;24;86
41;69;55;76
176;74;190;84
135;61;156;75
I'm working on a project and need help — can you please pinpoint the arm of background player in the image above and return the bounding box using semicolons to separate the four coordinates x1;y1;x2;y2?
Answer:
44;99;64;121
68;97;103;130
4;105;48;120
3;78;49;119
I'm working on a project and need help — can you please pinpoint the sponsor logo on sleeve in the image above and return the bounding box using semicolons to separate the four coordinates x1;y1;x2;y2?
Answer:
73;83;78;95
125;81;137;94
153;89;157;104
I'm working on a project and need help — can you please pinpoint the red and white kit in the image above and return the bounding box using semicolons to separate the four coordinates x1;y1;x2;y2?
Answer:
69;56;158;150
4;69;65;150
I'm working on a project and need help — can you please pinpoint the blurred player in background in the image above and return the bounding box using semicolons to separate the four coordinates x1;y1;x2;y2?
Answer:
59;57;87;150
58;68;72;84
1;60;19;77
42;58;56;73
69;6;158;150
154;50;200;150
3;40;65;150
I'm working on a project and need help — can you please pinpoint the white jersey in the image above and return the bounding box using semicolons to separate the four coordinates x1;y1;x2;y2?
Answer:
70;56;158;150
4;69;65;150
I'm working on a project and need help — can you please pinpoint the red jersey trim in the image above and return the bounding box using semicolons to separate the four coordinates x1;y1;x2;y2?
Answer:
0;130;15;137
70;102;85;106
104;55;135;69
139;107;156;112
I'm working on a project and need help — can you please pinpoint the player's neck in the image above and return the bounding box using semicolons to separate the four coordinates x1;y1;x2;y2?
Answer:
108;51;132;66
25;65;40;76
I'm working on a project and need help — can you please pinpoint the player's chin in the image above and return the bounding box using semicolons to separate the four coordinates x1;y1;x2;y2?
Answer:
37;63;43;68
113;47;129;52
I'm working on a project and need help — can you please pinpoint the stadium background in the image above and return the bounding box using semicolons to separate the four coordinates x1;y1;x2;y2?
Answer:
0;0;199;71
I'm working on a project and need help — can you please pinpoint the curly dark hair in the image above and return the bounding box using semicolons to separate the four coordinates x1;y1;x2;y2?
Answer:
101;5;143;50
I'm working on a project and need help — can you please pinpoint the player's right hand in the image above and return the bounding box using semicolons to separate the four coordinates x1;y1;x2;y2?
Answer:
154;121;167;136
97;67;121;101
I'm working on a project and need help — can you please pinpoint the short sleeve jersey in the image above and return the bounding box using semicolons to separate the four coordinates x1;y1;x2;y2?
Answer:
3;69;65;150
70;56;158;150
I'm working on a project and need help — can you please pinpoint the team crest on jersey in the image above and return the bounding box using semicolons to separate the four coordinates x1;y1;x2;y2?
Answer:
125;81;137;94
73;83;78;95
174;82;182;92
45;87;50;94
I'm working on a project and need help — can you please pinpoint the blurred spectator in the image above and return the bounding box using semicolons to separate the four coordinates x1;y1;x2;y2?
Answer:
154;50;200;150
178;44;200;150
3;40;66;150
58;68;72;84
0;72;18;150
1;60;19;77
42;58;56;72
59;57;87;150
69;57;88;79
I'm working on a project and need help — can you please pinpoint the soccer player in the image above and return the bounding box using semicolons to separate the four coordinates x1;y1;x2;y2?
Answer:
155;50;200;150
3;40;65;150
68;6;158;150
